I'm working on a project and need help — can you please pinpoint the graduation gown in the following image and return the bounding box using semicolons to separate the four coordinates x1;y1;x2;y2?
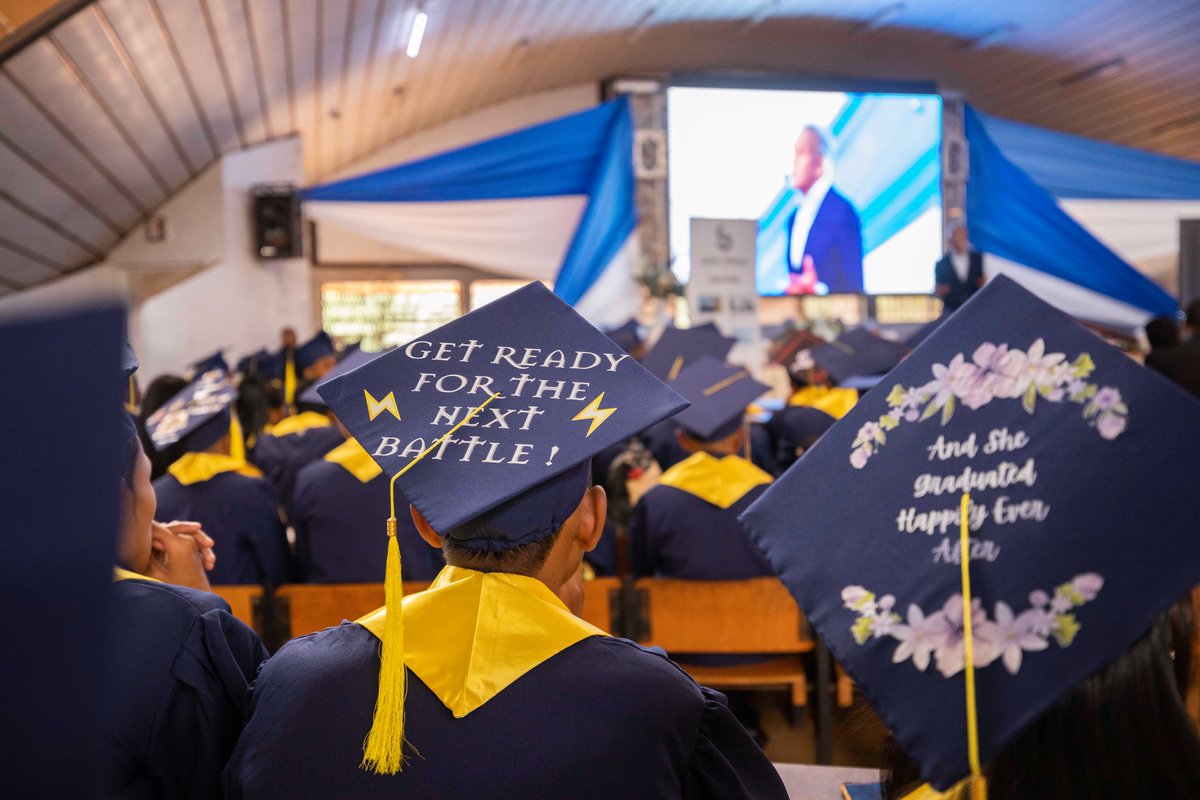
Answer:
153;453;290;586
630;452;774;580
224;567;787;800
108;570;268;799
291;438;444;583
250;413;345;516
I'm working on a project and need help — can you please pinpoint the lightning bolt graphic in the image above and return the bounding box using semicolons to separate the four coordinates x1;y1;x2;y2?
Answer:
572;392;616;437
364;389;400;421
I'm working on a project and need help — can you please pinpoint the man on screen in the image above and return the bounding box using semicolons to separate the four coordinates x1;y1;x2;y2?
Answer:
784;125;864;295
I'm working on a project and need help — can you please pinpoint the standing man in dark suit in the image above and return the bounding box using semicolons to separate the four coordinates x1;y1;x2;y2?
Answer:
785;126;865;295
934;222;986;312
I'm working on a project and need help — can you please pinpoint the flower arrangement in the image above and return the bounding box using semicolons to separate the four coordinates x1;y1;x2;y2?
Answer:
850;339;1128;468
841;573;1104;677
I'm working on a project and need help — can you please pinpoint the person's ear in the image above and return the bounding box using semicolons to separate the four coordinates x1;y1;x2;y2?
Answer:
579;485;606;553
409;504;444;549
675;428;699;454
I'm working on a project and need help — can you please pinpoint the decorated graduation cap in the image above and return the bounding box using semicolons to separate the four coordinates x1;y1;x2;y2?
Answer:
671;355;769;441
295;330;335;372
739;275;1200;794
641;325;737;382
145;369;239;455
316;281;687;773
768;326;829;382
812;328;909;384
299;347;387;407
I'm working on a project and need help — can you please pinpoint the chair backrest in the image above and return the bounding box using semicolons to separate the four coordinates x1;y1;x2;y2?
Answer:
580;577;619;633
210;585;263;629
633;577;812;654
275;582;431;639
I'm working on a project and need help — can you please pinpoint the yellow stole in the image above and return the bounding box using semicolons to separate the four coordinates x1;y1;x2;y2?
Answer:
323;437;382;483
269;410;332;438
113;566;159;583
167;452;264;486
899;780;970;800
787;385;860;419
658;452;773;509
357;566;606;718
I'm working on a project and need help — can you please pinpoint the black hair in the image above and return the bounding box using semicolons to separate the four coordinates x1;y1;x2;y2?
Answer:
1145;316;1181;349
236;373;270;444
441;523;563;577
883;594;1200;799
136;374;189;480
1186;299;1200;329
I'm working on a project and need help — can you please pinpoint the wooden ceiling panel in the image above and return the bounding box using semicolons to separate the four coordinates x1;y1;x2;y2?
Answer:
153;0;242;151
0;239;66;286
0;196;94;267
0;71;142;226
0;139;119;247
244;0;295;141
50;10;191;186
283;0;319;180
204;0;270;144
98;0;216;169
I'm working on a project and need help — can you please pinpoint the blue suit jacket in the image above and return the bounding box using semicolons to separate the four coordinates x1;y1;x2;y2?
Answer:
787;187;864;294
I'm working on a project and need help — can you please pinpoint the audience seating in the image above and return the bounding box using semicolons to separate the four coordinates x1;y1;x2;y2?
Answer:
631;577;814;711
210;585;263;630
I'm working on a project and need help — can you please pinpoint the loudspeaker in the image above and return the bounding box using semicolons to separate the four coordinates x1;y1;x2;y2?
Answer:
251;185;303;259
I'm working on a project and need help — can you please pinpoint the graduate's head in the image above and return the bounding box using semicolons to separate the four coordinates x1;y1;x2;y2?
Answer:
412;461;606;581
117;415;157;573
668;356;767;458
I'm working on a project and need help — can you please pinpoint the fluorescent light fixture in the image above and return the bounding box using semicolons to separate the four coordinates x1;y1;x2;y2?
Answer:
858;2;905;34
406;10;428;58
967;24;1016;50
1060;56;1126;85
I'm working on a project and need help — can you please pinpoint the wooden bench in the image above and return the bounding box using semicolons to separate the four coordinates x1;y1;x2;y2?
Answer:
632;577;814;709
210;585;263;630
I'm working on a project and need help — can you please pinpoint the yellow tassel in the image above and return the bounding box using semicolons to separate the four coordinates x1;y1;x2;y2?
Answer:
969;774;988;800
359;392;501;774
959;493;987;800
361;516;407;774
229;413;246;463
284;353;297;410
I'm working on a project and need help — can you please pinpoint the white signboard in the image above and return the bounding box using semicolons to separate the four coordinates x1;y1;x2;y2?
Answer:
687;218;761;354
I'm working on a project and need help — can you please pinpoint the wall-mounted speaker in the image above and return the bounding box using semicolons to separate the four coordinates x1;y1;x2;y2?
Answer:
251;184;303;259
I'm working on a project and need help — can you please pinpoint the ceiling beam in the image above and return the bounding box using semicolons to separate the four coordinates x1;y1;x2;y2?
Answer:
0;0;93;65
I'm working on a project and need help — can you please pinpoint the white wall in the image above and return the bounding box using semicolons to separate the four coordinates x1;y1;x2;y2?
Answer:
314;84;600;265
134;137;312;379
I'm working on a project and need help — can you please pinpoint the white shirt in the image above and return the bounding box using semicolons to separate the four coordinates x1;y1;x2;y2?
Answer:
788;171;834;270
951;250;969;283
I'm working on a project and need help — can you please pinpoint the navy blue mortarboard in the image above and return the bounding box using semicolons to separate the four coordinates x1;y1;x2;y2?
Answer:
905;315;950;349
602;319;642;354
739;275;1200;791
300;348;388;406
1;306;124;795
145;369;237;454
671;355;769;441
318;281;688;545
641;325;736;382
121;341;139;379
812;328;909;384
191;350;228;376
840;373;887;392
296;331;335;372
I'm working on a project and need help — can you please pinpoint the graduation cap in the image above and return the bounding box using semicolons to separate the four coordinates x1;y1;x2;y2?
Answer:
671;355;769;441
812;328;909;384
190;350;228;376
122;341;140;413
316;281;687;774
295;331;335;372
144;369;238;454
641;325;736;382
1;306;125;795
299;348;388;406
602;319;642;354
739;275;1200;793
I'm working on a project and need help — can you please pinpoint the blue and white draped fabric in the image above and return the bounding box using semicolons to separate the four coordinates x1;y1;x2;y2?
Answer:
964;106;1200;332
301;99;638;326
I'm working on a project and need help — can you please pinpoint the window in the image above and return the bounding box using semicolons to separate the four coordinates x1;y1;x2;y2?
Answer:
321;281;462;351
469;279;548;310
